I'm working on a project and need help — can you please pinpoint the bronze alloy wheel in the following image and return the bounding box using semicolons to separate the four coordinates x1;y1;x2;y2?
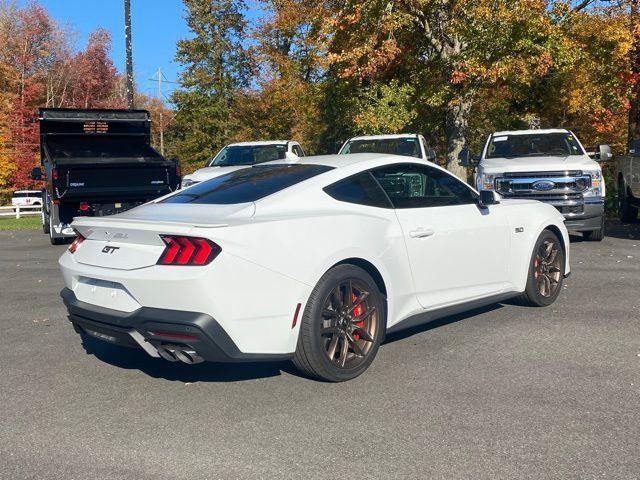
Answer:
533;239;562;298
319;279;379;369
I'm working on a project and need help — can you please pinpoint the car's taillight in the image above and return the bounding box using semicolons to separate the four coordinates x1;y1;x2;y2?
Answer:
157;235;221;266
52;168;58;180
68;234;85;254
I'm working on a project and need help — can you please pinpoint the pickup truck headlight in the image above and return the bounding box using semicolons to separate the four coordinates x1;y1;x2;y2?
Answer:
583;169;604;198
181;178;196;189
480;174;497;191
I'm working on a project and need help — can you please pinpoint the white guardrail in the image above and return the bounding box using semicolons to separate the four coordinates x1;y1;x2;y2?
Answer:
0;205;42;219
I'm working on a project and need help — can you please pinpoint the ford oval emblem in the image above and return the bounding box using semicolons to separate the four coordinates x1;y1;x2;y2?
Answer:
533;180;555;191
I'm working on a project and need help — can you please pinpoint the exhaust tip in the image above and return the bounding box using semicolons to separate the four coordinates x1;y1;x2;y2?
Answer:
157;346;178;362
157;344;204;364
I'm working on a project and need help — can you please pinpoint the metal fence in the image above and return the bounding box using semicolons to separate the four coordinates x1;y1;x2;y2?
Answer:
0;205;42;219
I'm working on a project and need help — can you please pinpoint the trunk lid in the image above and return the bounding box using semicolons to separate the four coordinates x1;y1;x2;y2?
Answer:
71;202;254;270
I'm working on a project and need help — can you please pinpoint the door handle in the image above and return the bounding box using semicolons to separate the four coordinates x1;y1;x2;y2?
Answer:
409;228;435;238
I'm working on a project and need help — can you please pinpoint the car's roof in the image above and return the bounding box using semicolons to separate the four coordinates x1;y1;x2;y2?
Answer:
346;134;419;141
265;152;433;171
13;190;41;194
492;129;570;137
228;140;292;147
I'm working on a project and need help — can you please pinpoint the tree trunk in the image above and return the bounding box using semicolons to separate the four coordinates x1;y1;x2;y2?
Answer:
629;0;640;146
444;95;472;181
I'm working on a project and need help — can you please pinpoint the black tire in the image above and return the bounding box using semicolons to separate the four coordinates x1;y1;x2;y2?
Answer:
618;180;638;223
518;229;565;307
582;216;605;242
292;264;386;382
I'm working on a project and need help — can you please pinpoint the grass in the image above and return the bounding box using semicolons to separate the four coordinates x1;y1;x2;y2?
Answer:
0;215;42;230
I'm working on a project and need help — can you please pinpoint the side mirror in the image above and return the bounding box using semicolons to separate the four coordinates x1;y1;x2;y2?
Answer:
426;148;437;161
31;167;42;180
284;151;299;162
478;190;500;208
458;148;478;167
595;144;612;162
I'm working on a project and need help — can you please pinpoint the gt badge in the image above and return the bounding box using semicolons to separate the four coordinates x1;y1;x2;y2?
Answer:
102;246;120;254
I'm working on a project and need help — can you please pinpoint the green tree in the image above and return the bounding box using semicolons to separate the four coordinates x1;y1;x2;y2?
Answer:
171;0;251;172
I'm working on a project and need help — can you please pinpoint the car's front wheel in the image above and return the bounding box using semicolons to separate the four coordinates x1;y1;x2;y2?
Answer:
518;230;565;307
293;264;386;382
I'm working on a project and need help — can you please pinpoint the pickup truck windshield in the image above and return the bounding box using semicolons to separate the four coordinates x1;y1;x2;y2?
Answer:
485;133;584;158
208;145;287;167
340;138;421;158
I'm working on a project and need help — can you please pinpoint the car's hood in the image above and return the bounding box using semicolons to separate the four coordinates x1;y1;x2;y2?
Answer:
480;155;600;174
184;165;250;183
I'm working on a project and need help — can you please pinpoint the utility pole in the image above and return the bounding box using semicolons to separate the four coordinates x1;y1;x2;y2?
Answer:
124;0;134;109
629;0;640;147
156;67;164;155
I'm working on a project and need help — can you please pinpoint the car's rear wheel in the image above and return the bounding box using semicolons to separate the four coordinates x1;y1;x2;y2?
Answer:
293;264;385;382
518;230;564;307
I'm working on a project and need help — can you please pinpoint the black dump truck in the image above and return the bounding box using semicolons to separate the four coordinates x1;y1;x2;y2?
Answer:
32;108;180;244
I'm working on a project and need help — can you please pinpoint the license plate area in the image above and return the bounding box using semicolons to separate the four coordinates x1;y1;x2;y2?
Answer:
74;277;141;313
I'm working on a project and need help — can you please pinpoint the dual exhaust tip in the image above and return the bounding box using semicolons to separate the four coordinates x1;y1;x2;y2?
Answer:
156;344;204;364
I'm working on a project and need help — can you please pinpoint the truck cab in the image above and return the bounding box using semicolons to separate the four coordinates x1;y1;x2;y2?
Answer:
615;140;640;223
338;134;436;161
181;140;305;188
467;129;610;241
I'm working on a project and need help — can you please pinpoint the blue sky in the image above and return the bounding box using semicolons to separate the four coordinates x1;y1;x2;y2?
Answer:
19;0;262;102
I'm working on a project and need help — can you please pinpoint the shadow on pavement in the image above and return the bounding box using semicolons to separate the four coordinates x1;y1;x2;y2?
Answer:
602;218;640;241
384;303;504;345
80;334;286;383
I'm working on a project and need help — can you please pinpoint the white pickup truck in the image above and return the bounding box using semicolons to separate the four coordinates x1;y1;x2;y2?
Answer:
339;134;436;161
461;129;611;241
181;140;305;188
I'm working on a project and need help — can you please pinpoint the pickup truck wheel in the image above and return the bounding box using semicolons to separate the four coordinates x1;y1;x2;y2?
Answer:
618;181;638;223
518;230;564;307
292;264;386;382
582;216;605;242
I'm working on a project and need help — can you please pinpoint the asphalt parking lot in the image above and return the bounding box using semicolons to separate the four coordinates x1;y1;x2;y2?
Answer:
1;221;639;480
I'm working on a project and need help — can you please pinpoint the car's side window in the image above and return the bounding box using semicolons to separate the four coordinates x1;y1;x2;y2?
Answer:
293;145;305;157
324;173;393;209
372;164;476;209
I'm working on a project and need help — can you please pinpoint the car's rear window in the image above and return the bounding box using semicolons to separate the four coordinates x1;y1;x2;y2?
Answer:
163;164;333;205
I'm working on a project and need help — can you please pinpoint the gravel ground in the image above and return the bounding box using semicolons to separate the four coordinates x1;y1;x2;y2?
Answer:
0;220;639;479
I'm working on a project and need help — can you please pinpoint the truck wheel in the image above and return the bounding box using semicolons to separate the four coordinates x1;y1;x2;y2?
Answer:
518;229;565;307
292;264;386;382
618;180;638;223
583;216;605;242
41;208;49;234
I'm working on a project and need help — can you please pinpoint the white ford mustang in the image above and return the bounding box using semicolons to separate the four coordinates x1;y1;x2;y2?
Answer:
59;153;570;382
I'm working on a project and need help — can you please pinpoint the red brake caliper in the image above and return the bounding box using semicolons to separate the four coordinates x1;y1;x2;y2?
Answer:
352;293;364;341
534;258;539;279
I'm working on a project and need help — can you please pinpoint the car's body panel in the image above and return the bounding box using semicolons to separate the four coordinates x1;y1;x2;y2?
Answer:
59;153;570;359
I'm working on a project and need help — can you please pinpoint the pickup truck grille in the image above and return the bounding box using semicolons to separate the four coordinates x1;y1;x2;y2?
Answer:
495;171;590;201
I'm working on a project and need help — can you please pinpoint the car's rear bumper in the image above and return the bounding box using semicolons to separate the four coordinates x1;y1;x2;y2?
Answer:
61;288;292;363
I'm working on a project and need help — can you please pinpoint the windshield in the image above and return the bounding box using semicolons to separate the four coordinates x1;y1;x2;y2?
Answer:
163;164;333;205
485;133;584;159
208;145;287;167
340;138;421;158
